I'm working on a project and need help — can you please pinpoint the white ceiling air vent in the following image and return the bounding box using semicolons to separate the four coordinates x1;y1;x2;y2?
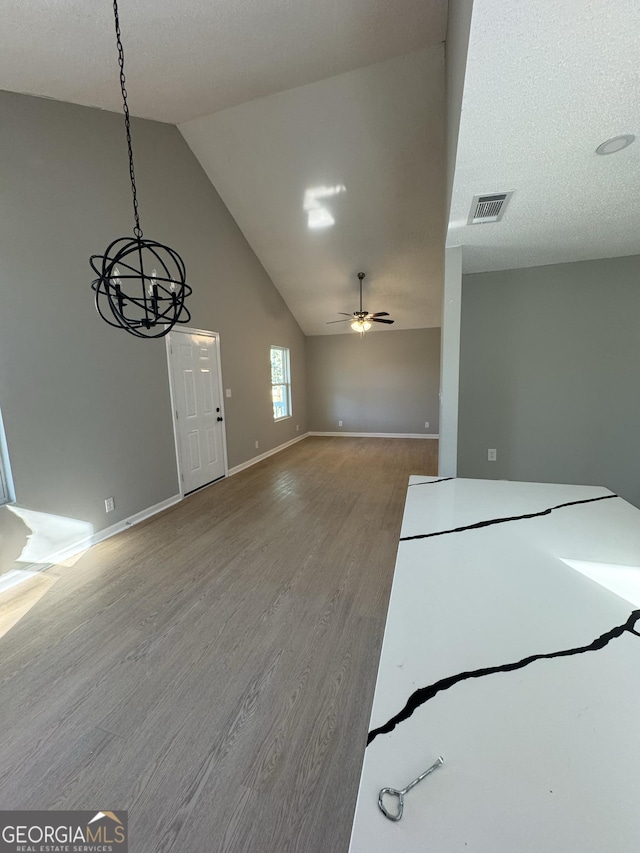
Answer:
468;192;513;224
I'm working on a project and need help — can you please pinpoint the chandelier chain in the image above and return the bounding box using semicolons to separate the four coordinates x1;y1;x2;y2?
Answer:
90;0;191;339
113;0;142;238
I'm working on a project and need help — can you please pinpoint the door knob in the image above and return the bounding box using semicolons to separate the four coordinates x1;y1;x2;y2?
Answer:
217;416;223;422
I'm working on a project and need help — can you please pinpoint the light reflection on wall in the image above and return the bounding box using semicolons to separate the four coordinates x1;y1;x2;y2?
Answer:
0;506;94;638
5;505;94;568
303;184;346;229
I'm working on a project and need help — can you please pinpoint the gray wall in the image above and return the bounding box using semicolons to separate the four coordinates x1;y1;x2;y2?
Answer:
457;255;640;507
0;90;306;538
306;328;441;434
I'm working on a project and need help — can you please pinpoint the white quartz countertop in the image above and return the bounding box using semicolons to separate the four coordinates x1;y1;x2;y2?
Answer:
349;477;640;853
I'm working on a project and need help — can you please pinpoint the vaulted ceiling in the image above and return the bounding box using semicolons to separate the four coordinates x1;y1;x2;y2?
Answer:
180;49;445;335
3;0;637;330
2;0;448;335
1;0;445;124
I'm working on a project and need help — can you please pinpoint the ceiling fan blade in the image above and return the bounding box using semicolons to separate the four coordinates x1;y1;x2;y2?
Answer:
326;319;352;324
338;312;354;317
370;311;389;317
371;317;395;324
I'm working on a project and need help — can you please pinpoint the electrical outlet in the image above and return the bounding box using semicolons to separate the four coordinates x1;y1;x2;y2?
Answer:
338;420;343;427
226;389;232;398
296;424;300;432
105;496;115;513
255;440;259;449
425;421;430;429
488;449;497;462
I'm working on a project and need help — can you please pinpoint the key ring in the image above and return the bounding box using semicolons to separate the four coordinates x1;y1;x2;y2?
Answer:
378;755;444;821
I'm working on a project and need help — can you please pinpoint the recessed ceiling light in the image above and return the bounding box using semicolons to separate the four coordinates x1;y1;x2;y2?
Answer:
595;134;635;155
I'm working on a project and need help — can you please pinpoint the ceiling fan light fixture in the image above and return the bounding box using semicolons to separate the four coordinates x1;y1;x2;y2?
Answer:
326;271;395;332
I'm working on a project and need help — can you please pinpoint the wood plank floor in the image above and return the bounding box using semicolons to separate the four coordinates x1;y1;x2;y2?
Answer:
0;436;437;852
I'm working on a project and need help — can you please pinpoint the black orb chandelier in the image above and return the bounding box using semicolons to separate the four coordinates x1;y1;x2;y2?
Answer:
90;0;192;338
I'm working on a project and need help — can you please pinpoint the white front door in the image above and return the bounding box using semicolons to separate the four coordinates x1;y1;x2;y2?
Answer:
168;330;226;494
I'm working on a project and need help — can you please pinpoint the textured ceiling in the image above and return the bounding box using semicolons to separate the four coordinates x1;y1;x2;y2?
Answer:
0;0;446;124
448;0;640;274
180;49;445;336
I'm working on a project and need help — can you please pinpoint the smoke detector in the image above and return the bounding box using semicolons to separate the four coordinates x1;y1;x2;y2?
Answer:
468;192;513;224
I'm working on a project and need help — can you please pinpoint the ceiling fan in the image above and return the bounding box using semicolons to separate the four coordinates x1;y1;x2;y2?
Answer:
326;272;395;333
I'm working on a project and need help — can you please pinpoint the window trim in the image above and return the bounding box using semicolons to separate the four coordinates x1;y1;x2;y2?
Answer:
0;407;14;505
0;466;8;505
270;345;292;421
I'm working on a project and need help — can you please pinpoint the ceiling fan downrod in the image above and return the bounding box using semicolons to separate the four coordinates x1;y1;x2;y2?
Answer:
358;271;365;314
325;271;395;332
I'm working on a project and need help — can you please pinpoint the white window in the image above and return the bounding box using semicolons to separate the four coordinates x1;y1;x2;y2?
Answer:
270;345;291;420
0;408;13;505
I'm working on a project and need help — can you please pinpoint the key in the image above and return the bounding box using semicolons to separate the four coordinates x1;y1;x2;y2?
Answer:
378;755;444;822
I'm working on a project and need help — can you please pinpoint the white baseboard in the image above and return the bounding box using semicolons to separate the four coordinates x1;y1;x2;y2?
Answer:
41;493;182;567
308;431;439;440
228;433;309;476
28;430;433;570
0;569;41;594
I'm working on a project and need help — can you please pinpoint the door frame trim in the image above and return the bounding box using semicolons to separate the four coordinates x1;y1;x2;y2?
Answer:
165;327;229;498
